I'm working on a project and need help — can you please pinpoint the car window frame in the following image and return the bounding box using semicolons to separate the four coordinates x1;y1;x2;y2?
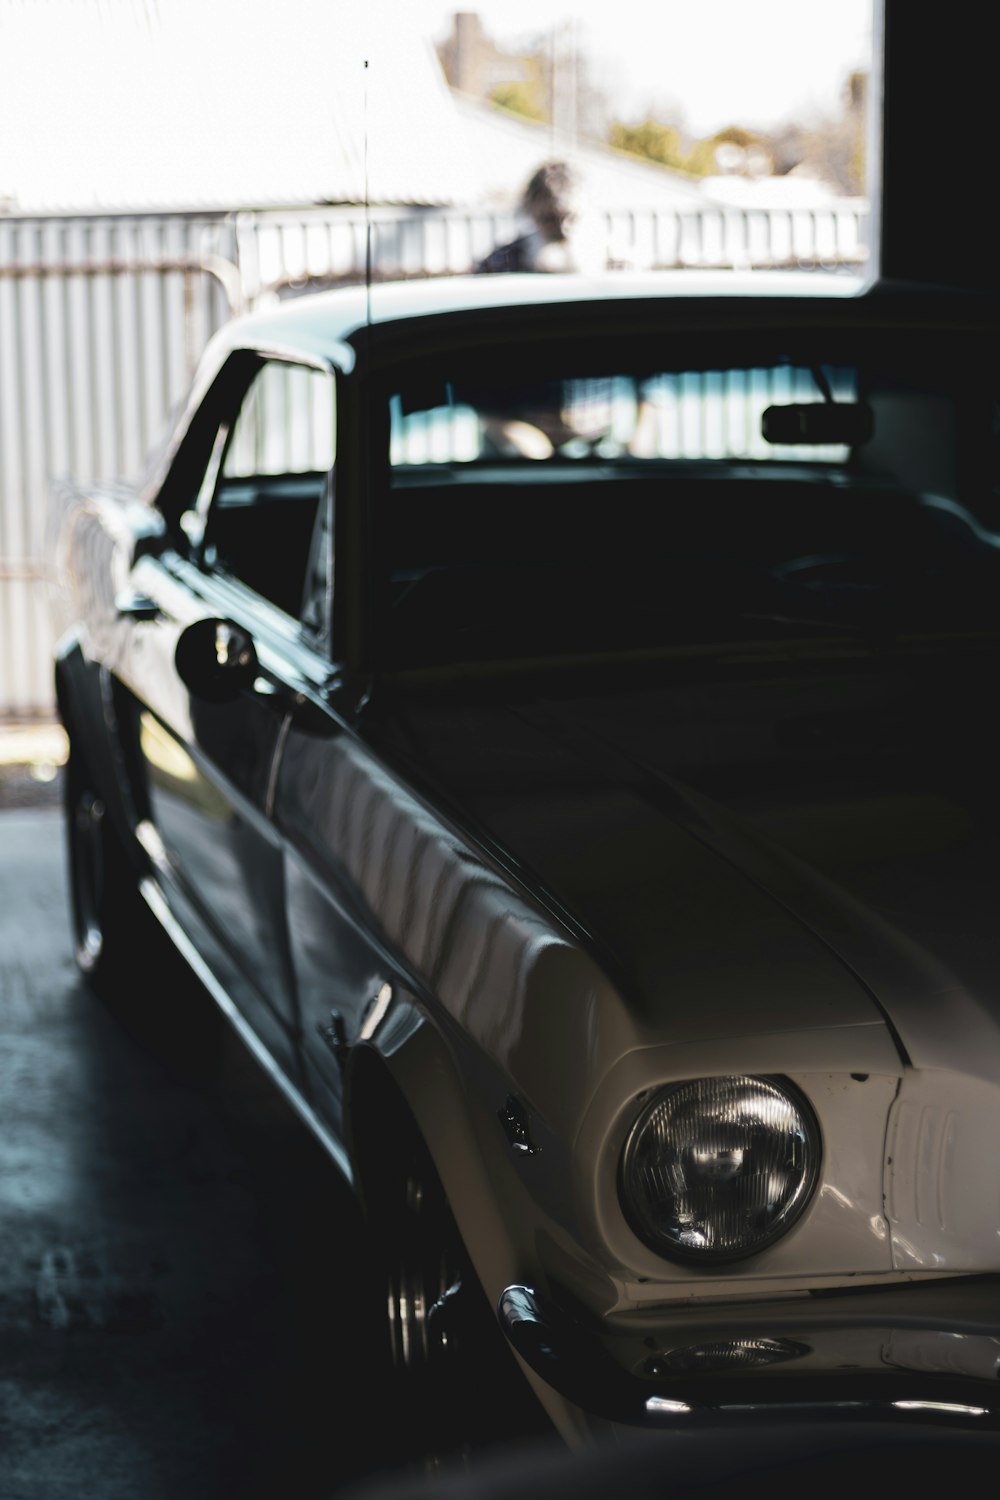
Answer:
157;347;340;651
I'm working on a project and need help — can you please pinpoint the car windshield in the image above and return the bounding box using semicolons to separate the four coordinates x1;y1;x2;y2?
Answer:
375;328;1000;672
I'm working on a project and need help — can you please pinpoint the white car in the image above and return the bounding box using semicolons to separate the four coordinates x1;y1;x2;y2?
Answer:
50;272;1000;1457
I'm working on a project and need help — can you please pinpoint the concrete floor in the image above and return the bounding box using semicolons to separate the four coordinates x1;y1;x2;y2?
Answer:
0;792;397;1498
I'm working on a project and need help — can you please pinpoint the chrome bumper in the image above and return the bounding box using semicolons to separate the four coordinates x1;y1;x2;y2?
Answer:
498;1280;1000;1429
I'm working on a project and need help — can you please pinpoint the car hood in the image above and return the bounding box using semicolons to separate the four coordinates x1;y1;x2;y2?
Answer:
373;650;1000;1076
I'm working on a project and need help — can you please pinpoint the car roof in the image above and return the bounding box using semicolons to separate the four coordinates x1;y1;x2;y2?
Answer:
213;270;864;365
203;269;996;379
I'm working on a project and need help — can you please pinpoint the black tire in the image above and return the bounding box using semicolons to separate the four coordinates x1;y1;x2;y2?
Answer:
377;1132;550;1470
64;735;151;997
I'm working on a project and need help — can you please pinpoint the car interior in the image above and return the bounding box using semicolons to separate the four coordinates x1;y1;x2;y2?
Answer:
203;469;327;617
377;336;1000;670
191;356;336;620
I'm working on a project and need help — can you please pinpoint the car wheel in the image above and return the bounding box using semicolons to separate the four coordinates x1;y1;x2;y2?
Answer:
388;1145;466;1437
380;1134;549;1469
65;737;147;994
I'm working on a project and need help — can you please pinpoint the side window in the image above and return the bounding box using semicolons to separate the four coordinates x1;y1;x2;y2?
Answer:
201;361;336;620
221;361;335;480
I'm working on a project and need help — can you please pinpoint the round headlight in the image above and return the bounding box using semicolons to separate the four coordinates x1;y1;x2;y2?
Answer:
619;1076;819;1264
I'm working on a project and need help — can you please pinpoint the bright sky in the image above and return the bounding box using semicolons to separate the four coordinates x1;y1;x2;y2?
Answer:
0;0;876;211
399;0;875;135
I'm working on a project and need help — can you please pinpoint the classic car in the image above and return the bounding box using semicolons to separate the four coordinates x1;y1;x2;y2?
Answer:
49;272;1000;1459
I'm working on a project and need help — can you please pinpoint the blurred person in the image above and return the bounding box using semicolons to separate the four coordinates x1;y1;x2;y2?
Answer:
472;162;612;456
475;160;606;275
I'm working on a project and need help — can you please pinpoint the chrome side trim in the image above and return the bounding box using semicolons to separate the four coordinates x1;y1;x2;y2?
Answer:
135;818;170;872
358;981;393;1042
265;709;293;820
138;876;354;1187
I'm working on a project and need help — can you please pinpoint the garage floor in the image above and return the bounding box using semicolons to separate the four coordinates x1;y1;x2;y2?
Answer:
0;791;396;1498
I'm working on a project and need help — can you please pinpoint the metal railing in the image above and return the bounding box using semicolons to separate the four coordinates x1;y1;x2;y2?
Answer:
239;201;869;295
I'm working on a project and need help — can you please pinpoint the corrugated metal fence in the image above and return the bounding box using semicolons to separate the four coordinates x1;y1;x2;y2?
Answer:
0;213;237;717
0;199;868;718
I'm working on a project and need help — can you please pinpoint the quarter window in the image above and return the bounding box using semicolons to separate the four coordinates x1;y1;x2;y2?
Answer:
200;360;336;621
222;361;335;480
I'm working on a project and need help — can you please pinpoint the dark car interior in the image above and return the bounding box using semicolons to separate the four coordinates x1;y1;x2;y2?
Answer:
203;470;326;617
377;337;1000;672
382;470;1000;666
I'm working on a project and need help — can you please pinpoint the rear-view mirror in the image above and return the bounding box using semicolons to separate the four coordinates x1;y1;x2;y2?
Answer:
762;402;874;446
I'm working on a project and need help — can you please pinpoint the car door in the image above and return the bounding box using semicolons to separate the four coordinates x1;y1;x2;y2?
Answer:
269;516;401;1134
118;354;337;1085
276;715;406;1135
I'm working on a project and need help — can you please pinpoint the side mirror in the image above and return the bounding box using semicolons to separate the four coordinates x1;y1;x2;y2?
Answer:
175;618;259;703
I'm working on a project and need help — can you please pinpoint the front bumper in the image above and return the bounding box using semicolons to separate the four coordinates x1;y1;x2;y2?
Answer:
498;1278;1000;1430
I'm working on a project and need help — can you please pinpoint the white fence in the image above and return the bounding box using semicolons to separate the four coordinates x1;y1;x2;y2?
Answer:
0;214;237;717
0;200;869;718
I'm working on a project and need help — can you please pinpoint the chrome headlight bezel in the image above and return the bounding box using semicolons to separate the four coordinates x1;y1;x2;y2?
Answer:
617;1074;821;1266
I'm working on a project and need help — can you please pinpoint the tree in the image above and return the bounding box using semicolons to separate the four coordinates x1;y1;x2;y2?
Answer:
609;118;691;173
489;56;549;124
606;70;868;194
